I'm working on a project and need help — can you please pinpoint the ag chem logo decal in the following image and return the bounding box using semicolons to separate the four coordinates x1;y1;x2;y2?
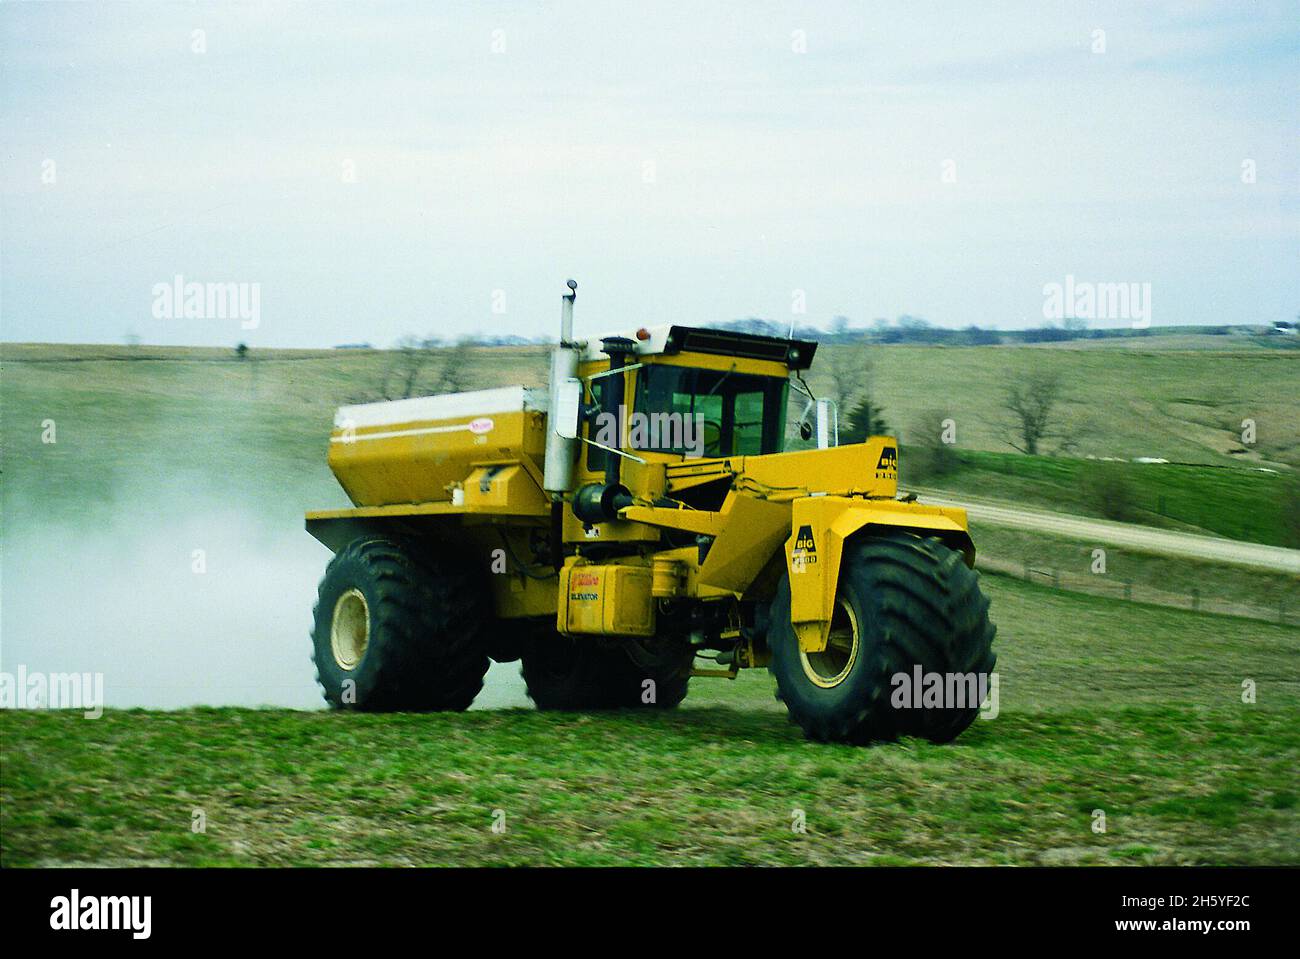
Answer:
793;525;817;553
876;446;898;471
792;524;818;570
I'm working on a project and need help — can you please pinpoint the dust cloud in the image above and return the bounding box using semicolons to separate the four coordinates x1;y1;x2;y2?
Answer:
0;478;531;711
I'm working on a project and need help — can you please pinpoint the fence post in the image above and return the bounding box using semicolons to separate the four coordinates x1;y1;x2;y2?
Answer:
1124;580;1132;602
1052;568;1060;589
1023;558;1030;581
1191;588;1200;612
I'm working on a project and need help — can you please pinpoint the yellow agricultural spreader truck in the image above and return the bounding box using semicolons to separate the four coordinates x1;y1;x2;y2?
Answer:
306;281;995;744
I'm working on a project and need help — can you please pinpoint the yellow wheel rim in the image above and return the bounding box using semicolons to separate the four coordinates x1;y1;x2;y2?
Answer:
330;588;369;670
799;597;859;688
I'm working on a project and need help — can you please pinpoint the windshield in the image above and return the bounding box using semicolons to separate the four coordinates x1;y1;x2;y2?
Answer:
633;364;788;457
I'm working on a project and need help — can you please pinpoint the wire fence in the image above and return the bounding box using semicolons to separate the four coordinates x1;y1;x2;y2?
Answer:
976;555;1296;627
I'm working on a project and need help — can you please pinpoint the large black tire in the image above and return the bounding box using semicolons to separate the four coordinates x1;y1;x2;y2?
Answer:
311;537;490;711
520;623;693;710
768;532;995;745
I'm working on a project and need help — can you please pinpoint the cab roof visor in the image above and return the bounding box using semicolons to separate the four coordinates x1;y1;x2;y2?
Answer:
662;326;817;369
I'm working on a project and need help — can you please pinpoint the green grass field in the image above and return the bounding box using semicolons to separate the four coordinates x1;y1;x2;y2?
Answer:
815;340;1299;468
3;577;1296;867
915;450;1298;547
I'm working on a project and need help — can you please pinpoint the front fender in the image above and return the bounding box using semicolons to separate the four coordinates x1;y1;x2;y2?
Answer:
784;496;974;653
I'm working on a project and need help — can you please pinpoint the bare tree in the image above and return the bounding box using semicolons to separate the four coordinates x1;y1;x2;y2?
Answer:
424;339;475;394
1002;371;1064;455
810;345;891;444
903;408;959;482
823;345;873;412
1079;461;1136;521
373;336;477;401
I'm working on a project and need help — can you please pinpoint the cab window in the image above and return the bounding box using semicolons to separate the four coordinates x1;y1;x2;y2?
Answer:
633;364;787;457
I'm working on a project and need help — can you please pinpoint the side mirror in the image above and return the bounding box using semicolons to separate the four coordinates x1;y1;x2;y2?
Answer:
553;378;583;439
797;398;815;441
815;398;838;449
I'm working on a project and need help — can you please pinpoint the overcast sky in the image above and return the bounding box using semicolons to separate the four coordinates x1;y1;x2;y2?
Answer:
1;1;1296;348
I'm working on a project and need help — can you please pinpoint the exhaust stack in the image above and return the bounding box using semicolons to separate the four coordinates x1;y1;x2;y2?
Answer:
543;280;581;495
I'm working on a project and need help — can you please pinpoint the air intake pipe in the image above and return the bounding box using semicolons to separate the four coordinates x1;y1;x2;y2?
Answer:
572;335;636;524
597;335;635;487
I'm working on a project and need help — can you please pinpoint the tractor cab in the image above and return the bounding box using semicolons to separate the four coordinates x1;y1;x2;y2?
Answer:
575;324;820;463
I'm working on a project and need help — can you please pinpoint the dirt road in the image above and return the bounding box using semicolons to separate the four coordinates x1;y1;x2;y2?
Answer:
913;488;1300;575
